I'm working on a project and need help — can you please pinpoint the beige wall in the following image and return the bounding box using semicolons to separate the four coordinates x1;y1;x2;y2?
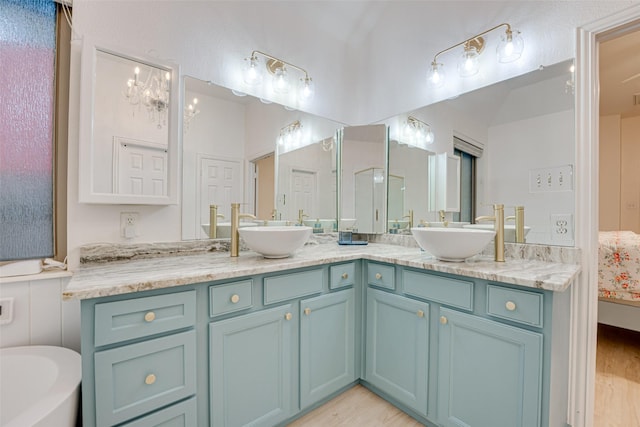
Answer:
599;115;640;232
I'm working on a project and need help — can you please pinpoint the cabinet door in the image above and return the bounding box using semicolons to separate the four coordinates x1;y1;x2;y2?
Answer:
210;304;294;427
365;288;429;416
438;307;543;427
300;289;356;408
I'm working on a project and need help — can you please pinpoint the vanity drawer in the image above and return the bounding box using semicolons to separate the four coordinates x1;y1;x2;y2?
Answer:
264;268;324;305
94;330;197;426
120;396;197;427
94;291;196;347
403;270;474;311
330;262;356;289
486;285;544;327
367;262;395;290
210;280;253;316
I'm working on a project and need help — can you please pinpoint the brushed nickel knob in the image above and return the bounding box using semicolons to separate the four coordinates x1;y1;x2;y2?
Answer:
342;273;349;279
375;273;382;280
145;374;156;385
440;316;448;325
417;310;425;318
144;312;156;322
285;312;292;321
304;307;312;316
230;294;240;304
505;301;517;311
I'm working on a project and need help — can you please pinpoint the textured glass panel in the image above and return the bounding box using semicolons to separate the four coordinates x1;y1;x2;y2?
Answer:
0;0;56;260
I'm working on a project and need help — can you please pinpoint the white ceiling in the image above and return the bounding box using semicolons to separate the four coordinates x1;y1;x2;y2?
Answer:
600;26;640;118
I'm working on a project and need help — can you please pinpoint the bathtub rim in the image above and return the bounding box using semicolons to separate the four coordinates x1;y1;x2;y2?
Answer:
0;345;81;427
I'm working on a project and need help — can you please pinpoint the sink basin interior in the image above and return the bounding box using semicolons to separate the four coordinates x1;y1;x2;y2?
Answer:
411;227;495;262
238;226;312;258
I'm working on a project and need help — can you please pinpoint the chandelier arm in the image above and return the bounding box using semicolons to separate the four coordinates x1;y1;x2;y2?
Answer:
431;23;512;64
252;50;311;79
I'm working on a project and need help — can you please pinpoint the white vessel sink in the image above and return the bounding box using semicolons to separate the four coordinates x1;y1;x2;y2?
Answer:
463;224;531;242
201;222;257;238
238;226;312;258
411;227;495;262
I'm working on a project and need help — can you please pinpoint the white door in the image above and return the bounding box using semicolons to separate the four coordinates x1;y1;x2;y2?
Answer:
290;169;316;221
198;157;242;238
114;137;168;196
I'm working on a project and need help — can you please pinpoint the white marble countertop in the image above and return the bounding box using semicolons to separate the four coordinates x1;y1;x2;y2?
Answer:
63;242;581;300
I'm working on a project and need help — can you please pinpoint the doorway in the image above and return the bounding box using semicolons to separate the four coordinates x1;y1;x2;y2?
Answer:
576;6;640;427
252;153;275;220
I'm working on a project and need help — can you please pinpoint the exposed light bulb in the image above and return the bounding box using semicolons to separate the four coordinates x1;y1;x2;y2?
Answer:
497;29;524;63
298;77;314;101
242;56;263;86
428;62;445;88
458;46;480;77
273;67;290;94
425;129;434;144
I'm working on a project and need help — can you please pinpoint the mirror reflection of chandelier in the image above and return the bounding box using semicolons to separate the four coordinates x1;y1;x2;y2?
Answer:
123;65;171;129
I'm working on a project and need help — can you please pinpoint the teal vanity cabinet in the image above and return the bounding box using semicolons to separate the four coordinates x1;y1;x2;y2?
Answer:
365;287;429;416
362;261;570;427
437;307;543;427
209;303;295;426
209;264;358;427
80;290;198;427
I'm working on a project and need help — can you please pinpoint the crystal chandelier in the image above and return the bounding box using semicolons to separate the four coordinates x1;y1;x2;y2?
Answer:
124;65;171;128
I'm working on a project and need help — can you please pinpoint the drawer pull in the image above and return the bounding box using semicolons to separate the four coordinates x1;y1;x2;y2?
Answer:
440;316;448;325
230;294;240;304
285;312;292;321
145;374;156;385
304;307;312;316
375;273;382;280
342;272;349;279
417;310;425;318
144;312;156;322
505;301;517;311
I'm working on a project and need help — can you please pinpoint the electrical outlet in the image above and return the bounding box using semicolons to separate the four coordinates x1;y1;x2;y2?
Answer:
120;212;140;239
550;213;574;244
0;297;14;325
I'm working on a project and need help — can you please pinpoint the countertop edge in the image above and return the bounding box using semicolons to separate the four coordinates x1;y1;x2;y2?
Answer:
63;244;581;301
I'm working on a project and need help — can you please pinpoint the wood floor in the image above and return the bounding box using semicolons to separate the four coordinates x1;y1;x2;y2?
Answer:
288;385;423;427
288;324;640;427
594;324;640;427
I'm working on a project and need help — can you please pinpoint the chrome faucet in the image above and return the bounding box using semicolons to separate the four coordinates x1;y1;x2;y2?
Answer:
231;203;256;257
403;209;414;229
505;206;525;243
438;210;448;227
298;209;309;225
475;204;505;262
209;205;225;239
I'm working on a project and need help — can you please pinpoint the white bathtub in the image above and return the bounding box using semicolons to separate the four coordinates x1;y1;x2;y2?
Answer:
0;345;81;427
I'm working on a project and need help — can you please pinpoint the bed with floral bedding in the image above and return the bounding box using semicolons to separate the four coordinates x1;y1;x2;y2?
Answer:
598;231;640;332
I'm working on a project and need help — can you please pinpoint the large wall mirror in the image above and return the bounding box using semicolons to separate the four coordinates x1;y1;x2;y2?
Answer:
384;59;575;246
338;124;388;234
182;76;344;240
78;40;180;204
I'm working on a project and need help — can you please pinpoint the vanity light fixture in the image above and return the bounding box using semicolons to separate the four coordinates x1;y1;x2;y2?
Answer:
277;120;306;151
242;50;314;102
183;97;200;131
123;65;171;128
401;116;434;148
428;23;523;87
